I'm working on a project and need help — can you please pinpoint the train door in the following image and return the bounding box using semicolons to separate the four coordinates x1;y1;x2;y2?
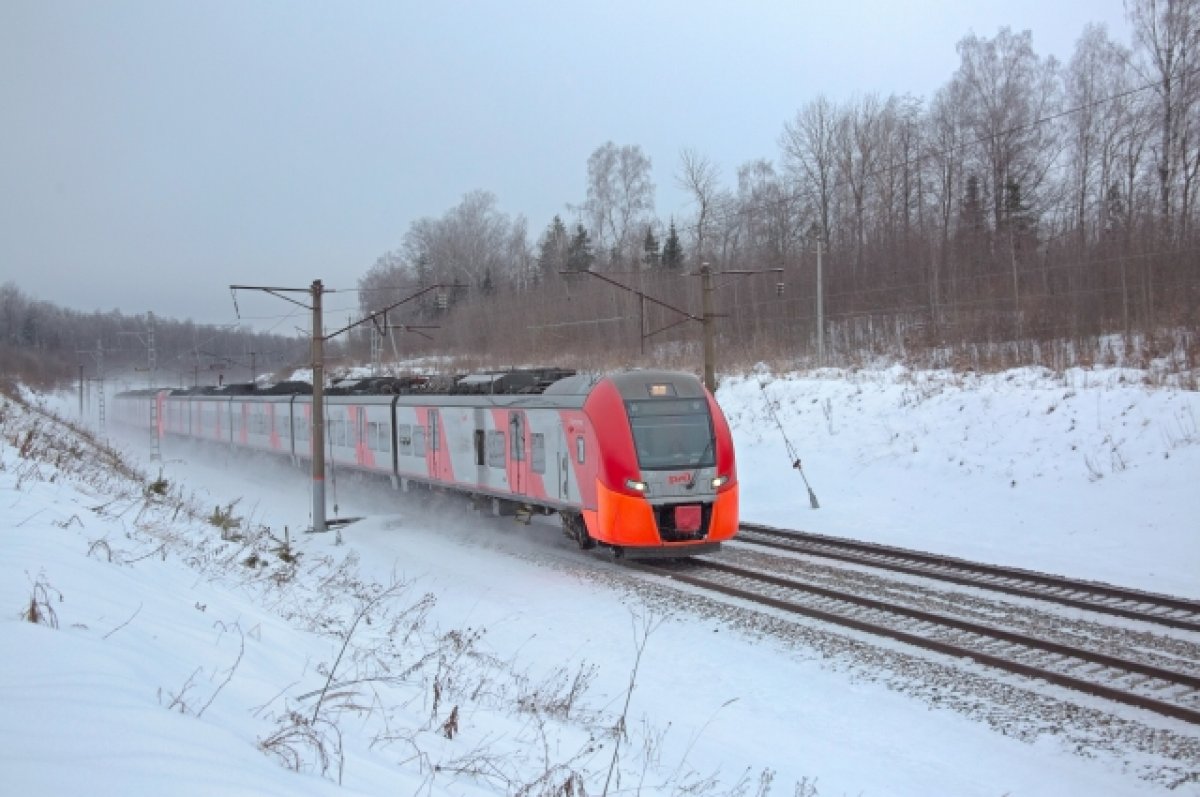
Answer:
428;408;440;480
557;427;571;502
509;411;527;496
356;406;367;466
473;408;487;487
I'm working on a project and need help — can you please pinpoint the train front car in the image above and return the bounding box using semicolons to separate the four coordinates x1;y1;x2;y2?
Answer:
581;370;738;556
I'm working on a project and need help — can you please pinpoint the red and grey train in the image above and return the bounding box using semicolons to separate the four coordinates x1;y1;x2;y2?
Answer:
113;369;739;555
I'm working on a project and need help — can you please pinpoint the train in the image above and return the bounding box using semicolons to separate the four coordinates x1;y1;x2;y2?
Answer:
112;368;739;556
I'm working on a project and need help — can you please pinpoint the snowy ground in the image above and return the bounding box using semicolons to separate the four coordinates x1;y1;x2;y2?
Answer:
1;365;1198;796
730;365;1199;599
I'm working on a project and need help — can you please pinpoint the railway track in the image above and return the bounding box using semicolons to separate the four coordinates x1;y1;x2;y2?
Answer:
736;522;1200;633
623;556;1200;724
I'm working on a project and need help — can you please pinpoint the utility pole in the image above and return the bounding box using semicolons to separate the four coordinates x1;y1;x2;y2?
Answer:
815;237;825;365
639;295;646;356
77;340;107;433
122;313;161;460
231;279;463;536
565;264;781;394
311;280;326;533
368;310;438;376
148;312;160;461
701;264;716;393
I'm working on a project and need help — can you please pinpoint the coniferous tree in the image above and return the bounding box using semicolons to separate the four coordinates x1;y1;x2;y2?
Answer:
642;226;660;269
566;224;595;272
661;220;684;271
536;215;570;280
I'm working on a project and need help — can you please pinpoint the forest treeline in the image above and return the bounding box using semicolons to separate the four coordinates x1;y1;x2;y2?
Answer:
356;5;1199;375
0;282;308;390
6;4;1199;388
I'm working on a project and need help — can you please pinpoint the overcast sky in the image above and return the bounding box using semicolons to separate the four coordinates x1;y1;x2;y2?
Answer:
1;1;1131;333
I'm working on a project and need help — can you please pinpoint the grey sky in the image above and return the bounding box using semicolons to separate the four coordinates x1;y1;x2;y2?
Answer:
2;1;1130;334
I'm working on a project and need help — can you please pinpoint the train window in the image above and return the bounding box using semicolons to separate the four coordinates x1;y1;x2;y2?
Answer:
487;431;505;469
413;427;426;457
367;422;378;451
575;436;585;465
531;433;545;474
474;430;485;466
377;422;390;453
397;424;412;455
626;399;715;471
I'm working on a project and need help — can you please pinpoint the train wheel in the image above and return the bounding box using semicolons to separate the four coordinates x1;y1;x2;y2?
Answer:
561;513;595;550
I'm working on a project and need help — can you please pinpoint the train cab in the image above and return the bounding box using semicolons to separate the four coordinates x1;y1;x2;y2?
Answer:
570;370;739;555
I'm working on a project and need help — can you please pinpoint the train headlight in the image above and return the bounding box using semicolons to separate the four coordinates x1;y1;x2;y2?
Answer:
711;475;729;489
625;478;648;493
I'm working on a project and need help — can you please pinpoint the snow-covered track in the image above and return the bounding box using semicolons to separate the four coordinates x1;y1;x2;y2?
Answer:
623;557;1200;725
737;522;1200;633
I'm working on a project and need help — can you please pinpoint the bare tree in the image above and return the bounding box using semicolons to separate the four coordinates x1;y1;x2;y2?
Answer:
1126;0;1200;241
951;28;1062;235
402;191;521;301
584;142;656;268
781;96;839;244
676;148;721;265
834;93;890;272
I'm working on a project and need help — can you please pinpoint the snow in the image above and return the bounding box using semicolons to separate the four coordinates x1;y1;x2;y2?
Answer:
1;366;1198;796
730;366;1200;597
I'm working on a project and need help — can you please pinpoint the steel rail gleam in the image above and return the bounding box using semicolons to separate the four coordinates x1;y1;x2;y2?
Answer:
621;556;1200;725
736;523;1200;633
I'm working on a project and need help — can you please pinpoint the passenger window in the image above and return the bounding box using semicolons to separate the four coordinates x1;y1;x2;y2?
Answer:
487;430;506;468
413;427;426;457
531;433;545;474
397;423;412;455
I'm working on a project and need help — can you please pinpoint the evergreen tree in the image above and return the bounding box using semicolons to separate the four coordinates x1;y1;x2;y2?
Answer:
642;226;660;269
566;224;595;272
1002;179;1036;261
413;253;438;317
960;175;985;234
536;215;569;280
1103;183;1125;239
957;174;988;271
661;220;684;270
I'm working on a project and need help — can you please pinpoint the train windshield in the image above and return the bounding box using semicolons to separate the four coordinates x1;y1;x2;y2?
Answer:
625;398;715;470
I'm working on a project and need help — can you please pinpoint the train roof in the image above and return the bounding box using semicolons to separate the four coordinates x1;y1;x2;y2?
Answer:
607;370;709;399
118;369;706;402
